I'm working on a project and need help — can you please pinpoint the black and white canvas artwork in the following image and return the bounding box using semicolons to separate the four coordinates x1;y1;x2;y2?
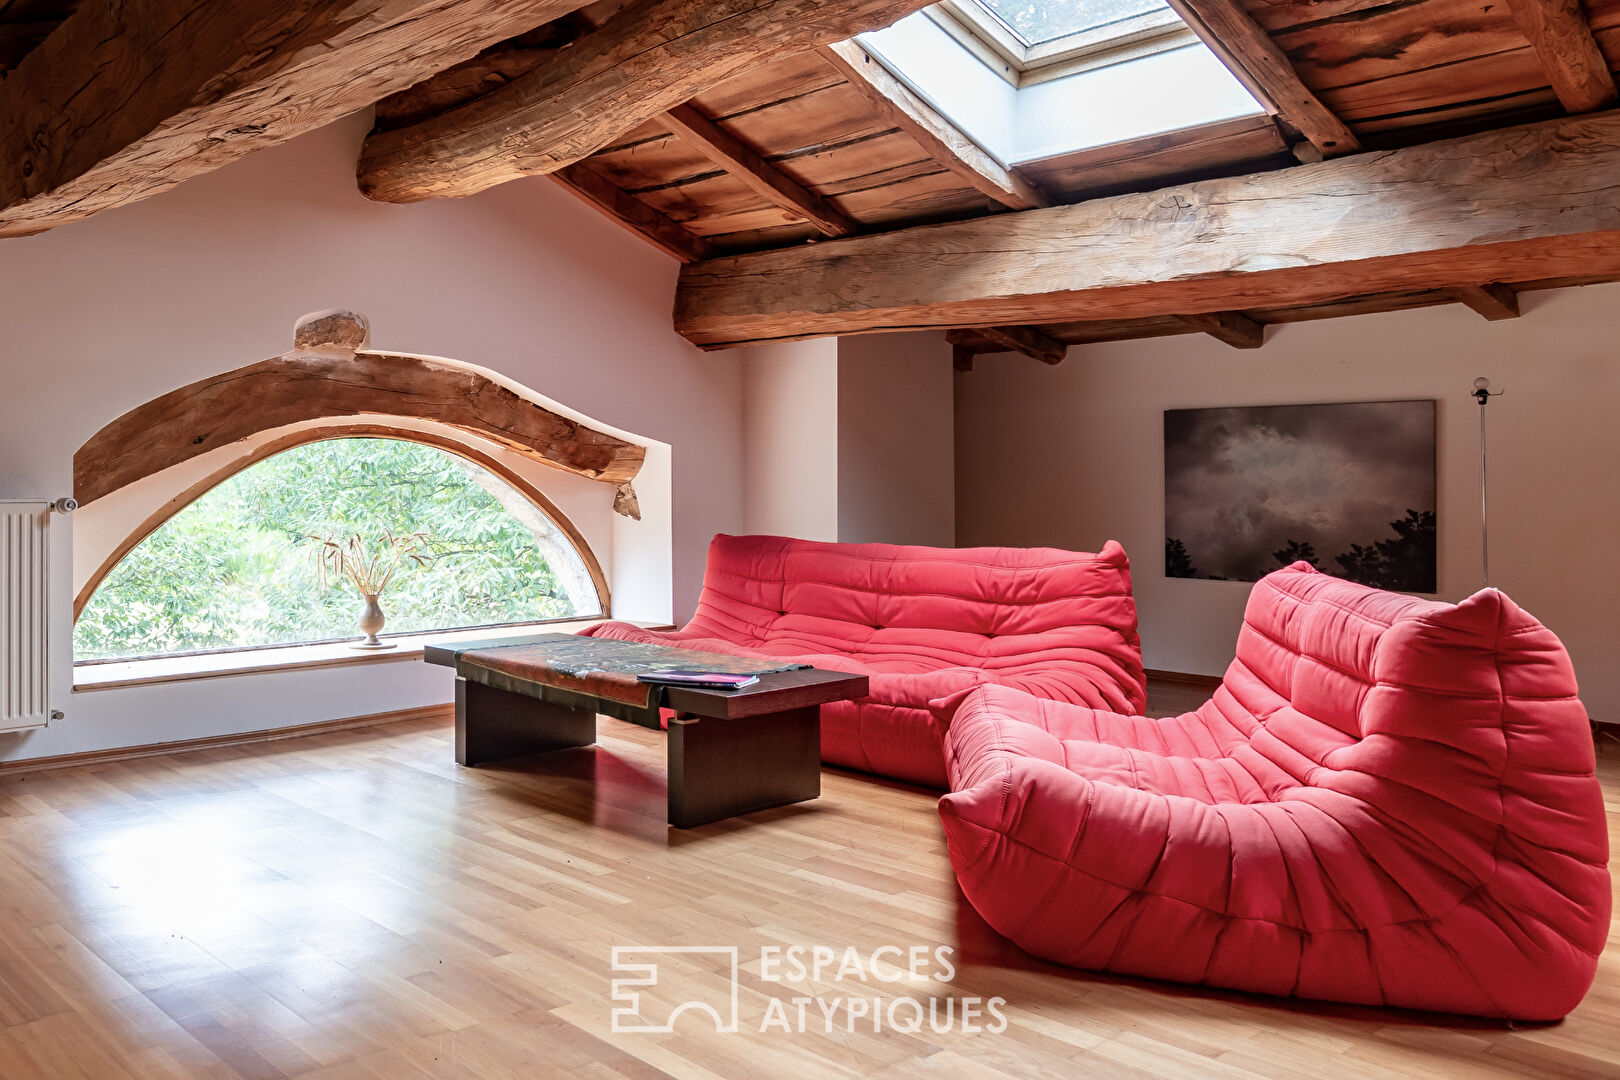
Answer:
1164;400;1437;592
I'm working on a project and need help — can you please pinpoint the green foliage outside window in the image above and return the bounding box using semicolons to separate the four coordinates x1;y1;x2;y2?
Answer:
75;438;599;661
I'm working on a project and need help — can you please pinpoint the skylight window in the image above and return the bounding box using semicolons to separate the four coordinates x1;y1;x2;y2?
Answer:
928;0;1191;86
975;0;1169;47
856;6;1264;163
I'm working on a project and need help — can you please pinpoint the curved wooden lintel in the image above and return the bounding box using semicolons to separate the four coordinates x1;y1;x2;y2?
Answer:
74;350;646;508
74;422;612;622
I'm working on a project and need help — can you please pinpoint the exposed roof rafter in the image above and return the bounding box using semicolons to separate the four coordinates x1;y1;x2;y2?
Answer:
817;40;1052;211
662;103;863;237
1504;0;1619;114
1163;0;1360;158
357;0;938;204
0;0;584;238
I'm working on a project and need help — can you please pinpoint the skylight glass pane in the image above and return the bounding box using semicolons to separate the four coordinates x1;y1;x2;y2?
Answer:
974;0;1169;45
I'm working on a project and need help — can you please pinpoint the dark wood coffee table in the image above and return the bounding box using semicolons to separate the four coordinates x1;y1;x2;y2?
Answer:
424;633;868;828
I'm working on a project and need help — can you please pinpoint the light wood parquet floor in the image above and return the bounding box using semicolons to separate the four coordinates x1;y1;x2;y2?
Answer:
0;682;1615;1080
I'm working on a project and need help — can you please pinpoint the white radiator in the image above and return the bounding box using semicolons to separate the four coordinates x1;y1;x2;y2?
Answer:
0;501;50;731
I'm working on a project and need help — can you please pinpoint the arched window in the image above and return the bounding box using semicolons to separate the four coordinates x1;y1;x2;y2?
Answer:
75;437;606;661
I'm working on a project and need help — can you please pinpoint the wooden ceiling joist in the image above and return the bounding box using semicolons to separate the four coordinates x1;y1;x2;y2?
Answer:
661;104;862;237
1505;0;1619;114
551;164;716;262
357;0;935;204
1164;0;1360;158
1178;310;1265;348
946;326;1067;364
817;41;1051;211
672;110;1620;348
0;0;583;238
1452;283;1523;321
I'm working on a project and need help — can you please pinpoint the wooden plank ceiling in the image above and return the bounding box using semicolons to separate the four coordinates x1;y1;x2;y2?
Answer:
0;0;72;73
4;0;1619;357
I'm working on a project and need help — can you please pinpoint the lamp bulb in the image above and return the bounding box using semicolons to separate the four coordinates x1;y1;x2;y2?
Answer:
1473;377;1490;390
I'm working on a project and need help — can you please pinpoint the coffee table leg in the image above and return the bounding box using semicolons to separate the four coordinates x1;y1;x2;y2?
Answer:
455;676;597;766
666;706;821;828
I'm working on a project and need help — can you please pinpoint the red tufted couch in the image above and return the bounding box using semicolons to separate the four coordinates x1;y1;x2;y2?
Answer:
935;563;1610;1019
581;534;1146;787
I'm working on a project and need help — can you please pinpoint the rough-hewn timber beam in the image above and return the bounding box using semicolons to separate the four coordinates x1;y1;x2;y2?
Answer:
1452;283;1522;321
357;0;933;203
952;346;975;373
946;326;1067;364
662;104;862;237
818;41;1051;211
1164;0;1359;158
672;111;1620;349
1506;0;1619;113
1178;311;1265;348
75;311;645;507
0;0;581;238
552;164;716;262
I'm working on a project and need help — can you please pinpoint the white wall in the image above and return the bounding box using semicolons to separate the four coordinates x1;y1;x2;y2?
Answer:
739;332;956;547
0;111;745;761
956;284;1620;722
838;332;956;547
741;339;841;540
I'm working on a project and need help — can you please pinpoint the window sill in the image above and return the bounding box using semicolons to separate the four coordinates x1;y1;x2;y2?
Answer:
71;618;672;692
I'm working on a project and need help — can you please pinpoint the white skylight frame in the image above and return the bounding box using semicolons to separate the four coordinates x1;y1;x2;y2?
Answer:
928;0;1197;86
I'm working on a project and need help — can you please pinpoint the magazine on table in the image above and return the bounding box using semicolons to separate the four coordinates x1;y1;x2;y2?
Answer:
636;669;760;691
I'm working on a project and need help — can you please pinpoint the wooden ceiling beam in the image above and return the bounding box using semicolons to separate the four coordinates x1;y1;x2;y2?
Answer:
1452;283;1522;321
946;326;1067;364
952;346;975;373
661;104;862;237
817;41;1051;211
357;0;935;204
1178;311;1265;348
551;164;716;263
671;111;1620;348
1505;0;1619;114
1164;0;1360;158
0;0;584;238
75;322;647;509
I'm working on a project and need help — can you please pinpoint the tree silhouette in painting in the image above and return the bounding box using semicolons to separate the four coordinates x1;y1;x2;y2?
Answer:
1333;509;1436;592
1272;540;1319;568
1165;538;1198;578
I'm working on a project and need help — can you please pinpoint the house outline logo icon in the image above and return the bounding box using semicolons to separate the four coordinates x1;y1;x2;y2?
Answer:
610;946;741;1033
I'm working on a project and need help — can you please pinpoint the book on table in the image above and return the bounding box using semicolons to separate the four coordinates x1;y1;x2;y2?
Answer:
635;669;760;691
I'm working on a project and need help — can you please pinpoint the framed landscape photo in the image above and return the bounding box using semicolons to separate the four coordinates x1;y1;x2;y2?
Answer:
1164;399;1437;592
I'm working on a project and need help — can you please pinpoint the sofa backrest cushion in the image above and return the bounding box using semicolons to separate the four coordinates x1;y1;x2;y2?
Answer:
684;534;1142;678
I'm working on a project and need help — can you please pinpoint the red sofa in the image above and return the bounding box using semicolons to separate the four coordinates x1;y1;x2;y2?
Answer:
582;534;1146;787
934;563;1610;1019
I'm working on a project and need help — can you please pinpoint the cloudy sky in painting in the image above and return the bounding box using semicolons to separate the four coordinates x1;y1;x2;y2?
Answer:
1164;401;1435;582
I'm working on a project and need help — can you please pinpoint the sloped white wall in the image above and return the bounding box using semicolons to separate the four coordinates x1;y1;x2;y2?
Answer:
0;112;745;761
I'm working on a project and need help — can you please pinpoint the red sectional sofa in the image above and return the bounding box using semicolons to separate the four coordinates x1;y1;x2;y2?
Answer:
935;563;1610;1019
581;534;1146;787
